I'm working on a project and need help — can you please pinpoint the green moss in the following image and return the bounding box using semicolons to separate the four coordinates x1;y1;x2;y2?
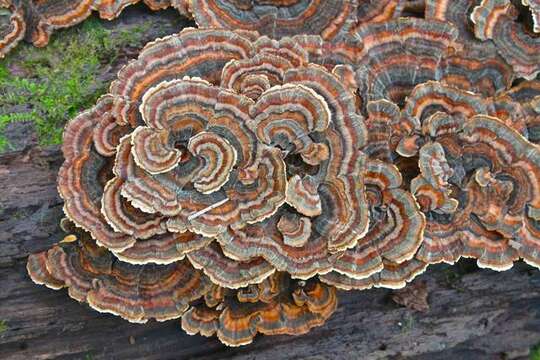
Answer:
0;320;7;334
531;343;540;360
0;17;152;151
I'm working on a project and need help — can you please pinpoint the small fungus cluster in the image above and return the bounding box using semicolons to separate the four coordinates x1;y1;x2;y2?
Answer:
0;0;191;57
24;0;540;347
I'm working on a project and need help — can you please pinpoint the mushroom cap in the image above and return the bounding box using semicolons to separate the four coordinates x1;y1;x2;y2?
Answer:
368;75;540;271
217;212;338;280
426;0;497;55
400;81;488;144
354;0;404;30
425;0;516;95
410;111;540;270
115;231;213;265
110;28;257;124
440;52;514;97
364;99;401;162
502;80;540;144
459;115;540;269
58;96;135;252
28;0;97;47
181;304;221;338
0;1;195;57
277;211;312;248
27;251;64;290
58;94;215;262
14;0;188;48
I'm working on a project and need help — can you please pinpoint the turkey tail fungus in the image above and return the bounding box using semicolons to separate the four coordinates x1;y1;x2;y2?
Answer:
25;2;540;347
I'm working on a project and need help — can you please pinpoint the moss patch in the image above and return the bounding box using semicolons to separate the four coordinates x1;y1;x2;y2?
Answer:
531;343;540;360
0;320;7;334
0;15;154;151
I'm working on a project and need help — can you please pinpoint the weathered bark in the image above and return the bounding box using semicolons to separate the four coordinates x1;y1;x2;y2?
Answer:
0;145;539;360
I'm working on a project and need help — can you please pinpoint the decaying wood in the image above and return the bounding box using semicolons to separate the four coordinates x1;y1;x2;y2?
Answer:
0;145;539;360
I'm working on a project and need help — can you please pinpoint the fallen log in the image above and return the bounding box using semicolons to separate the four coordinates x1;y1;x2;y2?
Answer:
0;145;539;360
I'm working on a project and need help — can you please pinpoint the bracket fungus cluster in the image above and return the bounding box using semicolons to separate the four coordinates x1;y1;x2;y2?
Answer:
25;1;540;347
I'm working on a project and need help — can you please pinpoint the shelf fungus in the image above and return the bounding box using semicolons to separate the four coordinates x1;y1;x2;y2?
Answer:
27;229;212;323
0;0;25;58
471;0;540;79
352;18;460;107
392;82;540;270
502;80;540;144
25;6;540;346
190;0;357;40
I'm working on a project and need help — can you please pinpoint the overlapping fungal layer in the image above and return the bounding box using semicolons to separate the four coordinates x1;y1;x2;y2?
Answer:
354;0;404;29
502;80;540;144
0;0;191;57
3;0;389;57
385;81;540;270
426;0;540;82
352;18;460;107
24;5;540;347
471;0;540;79
182;273;337;347
27;227;212;323
190;0;357;40
319;160;426;289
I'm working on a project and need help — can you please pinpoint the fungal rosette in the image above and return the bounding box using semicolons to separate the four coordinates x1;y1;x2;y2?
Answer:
319;160;426;289
426;0;540;82
471;0;540;80
28;27;375;344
